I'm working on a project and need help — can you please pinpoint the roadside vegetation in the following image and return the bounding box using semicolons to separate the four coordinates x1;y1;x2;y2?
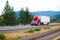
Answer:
27;29;34;33
0;25;59;40
27;28;41;33
0;34;6;40
0;1;33;26
34;28;41;31
44;27;50;30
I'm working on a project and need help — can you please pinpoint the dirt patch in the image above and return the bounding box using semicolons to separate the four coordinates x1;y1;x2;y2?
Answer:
54;36;60;40
57;38;60;40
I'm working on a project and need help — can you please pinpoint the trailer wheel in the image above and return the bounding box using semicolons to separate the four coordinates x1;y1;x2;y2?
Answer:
40;23;44;25
47;23;49;25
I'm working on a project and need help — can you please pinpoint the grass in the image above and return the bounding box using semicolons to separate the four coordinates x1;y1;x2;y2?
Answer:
34;28;41;31
44;27;50;30
0;33;6;40
27;29;34;33
27;28;41;33
44;28;47;30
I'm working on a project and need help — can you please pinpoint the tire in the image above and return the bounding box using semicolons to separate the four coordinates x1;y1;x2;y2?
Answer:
31;24;38;26
31;24;34;26
40;23;44;25
47;23;49;25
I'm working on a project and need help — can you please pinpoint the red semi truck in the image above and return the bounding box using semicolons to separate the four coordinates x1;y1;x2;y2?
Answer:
31;16;50;26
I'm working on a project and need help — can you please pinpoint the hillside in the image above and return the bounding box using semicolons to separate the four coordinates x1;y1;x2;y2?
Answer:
16;11;60;18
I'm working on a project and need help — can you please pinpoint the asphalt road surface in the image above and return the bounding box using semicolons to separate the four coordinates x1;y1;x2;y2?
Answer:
0;23;60;31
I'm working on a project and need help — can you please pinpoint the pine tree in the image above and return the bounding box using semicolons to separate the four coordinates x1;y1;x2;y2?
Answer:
19;8;25;25
25;7;29;24
19;7;33;25
2;1;16;26
0;16;5;26
28;13;34;24
25;7;33;24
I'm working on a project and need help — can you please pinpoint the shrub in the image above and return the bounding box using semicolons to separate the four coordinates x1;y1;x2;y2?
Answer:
0;34;6;40
44;27;50;30
47;27;50;29
44;28;47;30
27;29;34;33
34;28;41;31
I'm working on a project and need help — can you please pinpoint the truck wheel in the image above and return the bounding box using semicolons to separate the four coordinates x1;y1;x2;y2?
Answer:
40;23;44;25
35;24;38;26
47;23;49;25
31;24;34;26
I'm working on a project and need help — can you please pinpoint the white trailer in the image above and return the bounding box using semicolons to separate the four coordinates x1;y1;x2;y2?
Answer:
38;16;50;25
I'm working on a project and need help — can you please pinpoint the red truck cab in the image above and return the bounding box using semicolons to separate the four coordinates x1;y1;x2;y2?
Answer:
31;16;40;26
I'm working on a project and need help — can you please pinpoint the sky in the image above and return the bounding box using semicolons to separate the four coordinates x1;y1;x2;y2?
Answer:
0;0;60;15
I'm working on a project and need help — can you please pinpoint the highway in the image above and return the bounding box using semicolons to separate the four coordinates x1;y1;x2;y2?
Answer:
0;23;60;31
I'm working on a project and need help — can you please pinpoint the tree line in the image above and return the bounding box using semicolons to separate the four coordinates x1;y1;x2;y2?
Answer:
51;14;60;23
0;1;33;26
